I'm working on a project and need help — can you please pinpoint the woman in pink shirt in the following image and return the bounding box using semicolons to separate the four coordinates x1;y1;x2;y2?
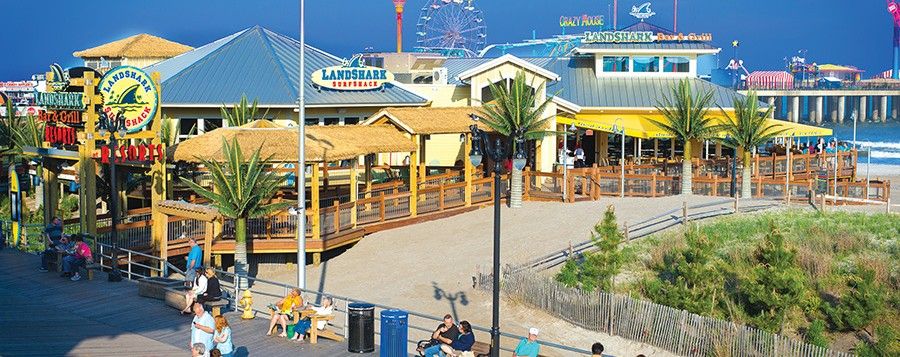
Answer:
62;235;93;281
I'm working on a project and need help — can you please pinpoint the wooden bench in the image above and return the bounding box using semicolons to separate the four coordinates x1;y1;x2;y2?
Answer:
204;299;228;316
306;314;343;344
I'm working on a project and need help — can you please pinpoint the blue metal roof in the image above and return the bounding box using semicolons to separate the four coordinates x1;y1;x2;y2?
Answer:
443;56;761;109
577;42;718;51
144;26;427;107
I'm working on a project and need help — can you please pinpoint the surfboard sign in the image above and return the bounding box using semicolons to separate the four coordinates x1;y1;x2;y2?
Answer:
98;66;159;133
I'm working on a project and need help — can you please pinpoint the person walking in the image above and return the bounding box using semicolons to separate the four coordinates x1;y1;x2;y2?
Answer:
191;302;216;353
512;327;541;357
213;315;234;357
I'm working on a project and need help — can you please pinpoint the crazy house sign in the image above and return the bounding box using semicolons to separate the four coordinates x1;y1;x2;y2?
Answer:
312;55;394;91
98;66;159;133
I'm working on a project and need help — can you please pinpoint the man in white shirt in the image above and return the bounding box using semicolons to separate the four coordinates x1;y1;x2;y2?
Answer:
190;302;215;352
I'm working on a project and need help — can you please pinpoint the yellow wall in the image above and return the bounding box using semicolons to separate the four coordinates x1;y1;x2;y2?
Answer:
424;134;465;166
405;85;471;107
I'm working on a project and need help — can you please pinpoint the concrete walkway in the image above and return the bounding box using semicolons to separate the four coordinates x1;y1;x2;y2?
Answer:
0;249;373;357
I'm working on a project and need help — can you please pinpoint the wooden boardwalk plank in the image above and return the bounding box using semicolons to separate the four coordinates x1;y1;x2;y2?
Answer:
1;250;391;356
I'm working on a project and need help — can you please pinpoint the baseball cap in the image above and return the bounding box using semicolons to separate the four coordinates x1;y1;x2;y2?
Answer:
529;327;540;336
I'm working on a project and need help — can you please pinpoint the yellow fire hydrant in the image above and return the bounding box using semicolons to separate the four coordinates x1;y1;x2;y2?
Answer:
239;290;255;319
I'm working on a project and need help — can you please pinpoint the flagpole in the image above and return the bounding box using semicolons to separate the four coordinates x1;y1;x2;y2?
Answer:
296;0;307;290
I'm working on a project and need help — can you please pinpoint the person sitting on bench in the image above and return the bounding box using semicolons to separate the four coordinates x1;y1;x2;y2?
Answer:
62;235;92;281
40;234;73;272
267;288;303;337
422;320;474;357
417;314;459;355
182;267;208;314
289;296;334;342
197;268;222;304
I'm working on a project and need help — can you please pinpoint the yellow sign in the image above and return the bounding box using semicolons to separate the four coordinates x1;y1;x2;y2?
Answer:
8;165;21;247
98;66;160;133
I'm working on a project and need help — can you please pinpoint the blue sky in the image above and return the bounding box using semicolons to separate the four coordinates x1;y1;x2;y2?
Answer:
4;0;890;79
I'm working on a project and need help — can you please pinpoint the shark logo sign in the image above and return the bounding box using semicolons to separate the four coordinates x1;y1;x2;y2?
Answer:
48;63;70;91
630;2;656;21
312;55;394;91
98;66;159;133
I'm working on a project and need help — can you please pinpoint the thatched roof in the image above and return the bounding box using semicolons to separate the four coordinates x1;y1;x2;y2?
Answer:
240;119;285;128
362;107;493;135
169;122;415;163
156;200;221;222
73;34;193;58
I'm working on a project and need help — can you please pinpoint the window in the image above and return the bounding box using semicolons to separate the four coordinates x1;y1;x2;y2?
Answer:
179;119;197;136
343;117;359;125
204;118;223;132
632;56;660;72
663;56;690;73
323;117;340;126
602;56;630;72
304;118;319;126
85;60;100;69
480;78;534;104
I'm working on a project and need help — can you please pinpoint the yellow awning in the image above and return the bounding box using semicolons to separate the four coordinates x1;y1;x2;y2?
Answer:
559;113;832;140
557;114;671;139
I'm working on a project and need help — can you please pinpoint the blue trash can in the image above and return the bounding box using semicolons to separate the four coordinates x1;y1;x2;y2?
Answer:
380;309;408;357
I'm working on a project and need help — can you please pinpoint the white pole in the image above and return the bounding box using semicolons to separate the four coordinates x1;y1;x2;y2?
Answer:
296;0;307;290
852;112;857;149
866;149;870;199
833;149;838;207
562;129;567;202
620;131;625;198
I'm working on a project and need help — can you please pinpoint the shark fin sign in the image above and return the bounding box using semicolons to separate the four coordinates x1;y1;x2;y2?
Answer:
312;55;394;91
98;66;159;133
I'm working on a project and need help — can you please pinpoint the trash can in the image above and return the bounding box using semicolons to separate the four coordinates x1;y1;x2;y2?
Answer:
348;303;375;353
380;309;408;357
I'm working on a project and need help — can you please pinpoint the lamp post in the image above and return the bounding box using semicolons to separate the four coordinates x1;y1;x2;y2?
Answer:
468;113;526;357
727;135;737;197
612;119;625;198
296;0;307;290
98;110;127;278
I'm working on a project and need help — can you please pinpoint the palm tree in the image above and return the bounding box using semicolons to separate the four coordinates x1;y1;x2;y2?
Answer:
221;95;268;127
648;79;718;195
719;91;788;198
1;101;44;162
477;71;556;208
159;117;196;146
180;138;291;284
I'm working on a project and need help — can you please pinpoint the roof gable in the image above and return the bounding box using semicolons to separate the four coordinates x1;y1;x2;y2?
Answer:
457;54;560;82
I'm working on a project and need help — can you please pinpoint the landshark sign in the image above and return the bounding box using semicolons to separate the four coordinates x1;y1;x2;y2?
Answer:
98;66;159;133
630;2;656;21
312;55;394;91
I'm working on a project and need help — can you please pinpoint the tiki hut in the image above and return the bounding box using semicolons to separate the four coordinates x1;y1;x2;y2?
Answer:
73;34;193;59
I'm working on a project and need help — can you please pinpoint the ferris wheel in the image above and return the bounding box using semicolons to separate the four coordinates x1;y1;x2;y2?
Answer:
415;0;487;57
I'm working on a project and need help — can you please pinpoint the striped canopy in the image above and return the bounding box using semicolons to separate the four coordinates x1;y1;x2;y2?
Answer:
746;71;794;90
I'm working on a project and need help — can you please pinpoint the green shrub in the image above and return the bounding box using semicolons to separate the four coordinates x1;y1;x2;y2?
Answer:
644;226;724;317
805;319;829;348
823;267;885;332
737;225;809;332
555;206;624;292
856;324;900;357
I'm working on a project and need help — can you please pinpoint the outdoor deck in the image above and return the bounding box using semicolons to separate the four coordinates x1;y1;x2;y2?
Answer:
0;249;387;356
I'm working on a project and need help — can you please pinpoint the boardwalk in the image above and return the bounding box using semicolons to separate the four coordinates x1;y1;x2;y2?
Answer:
0;249;383;357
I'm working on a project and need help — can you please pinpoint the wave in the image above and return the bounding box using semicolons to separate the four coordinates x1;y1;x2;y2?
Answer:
857;141;900;150
870;151;900;159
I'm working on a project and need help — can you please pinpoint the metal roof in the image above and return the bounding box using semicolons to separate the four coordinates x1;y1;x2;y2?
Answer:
442;56;761;109
143;26;427;107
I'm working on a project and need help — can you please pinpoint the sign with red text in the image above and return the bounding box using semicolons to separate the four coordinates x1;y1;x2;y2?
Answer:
44;125;77;146
38;110;82;125
98;143;165;164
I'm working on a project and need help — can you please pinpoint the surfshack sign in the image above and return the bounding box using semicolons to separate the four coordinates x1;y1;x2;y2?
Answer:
312;55;394;91
98;66;159;133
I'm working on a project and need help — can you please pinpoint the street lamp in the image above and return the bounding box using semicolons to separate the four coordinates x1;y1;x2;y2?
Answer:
468;113;525;357
726;135;737;197
612;119;625;198
97;110;127;280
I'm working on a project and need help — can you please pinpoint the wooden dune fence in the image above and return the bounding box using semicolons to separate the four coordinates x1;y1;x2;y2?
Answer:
477;269;853;357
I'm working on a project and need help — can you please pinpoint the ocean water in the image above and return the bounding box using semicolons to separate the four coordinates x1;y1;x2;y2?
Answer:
822;122;900;167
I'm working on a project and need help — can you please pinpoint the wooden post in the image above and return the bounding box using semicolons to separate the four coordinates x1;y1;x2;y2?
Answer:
682;201;688;225
79;71;99;236
651;173;657;197
522;169;531;201
418;135;427;184
158;213;169;270
203;221;213;267
364;155;373;211
42;166;59;226
311;162;321;240
379;193;386;222
464;133;473;206
409;144;419;217
439;183;445;211
349;158;358;227
623;222;629;242
734;195;739;213
333;200;340;234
